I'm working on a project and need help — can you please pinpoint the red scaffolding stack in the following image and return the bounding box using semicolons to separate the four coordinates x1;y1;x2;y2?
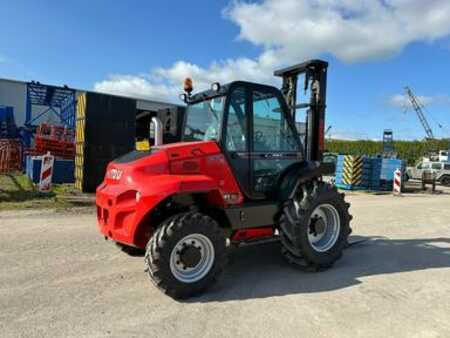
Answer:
33;124;75;159
0;139;22;173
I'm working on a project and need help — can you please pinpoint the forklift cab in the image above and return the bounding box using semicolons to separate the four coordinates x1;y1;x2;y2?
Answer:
181;59;330;202
182;81;304;200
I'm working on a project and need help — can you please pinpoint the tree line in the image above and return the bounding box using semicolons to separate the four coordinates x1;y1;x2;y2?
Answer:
325;139;450;165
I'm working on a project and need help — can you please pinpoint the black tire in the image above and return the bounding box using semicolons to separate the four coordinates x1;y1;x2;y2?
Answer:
279;180;352;271
440;176;450;187
144;212;226;299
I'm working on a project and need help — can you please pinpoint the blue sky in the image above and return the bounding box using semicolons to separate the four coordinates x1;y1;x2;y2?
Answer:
1;0;450;140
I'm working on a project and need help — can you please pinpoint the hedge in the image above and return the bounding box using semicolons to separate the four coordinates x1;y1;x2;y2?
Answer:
325;139;450;165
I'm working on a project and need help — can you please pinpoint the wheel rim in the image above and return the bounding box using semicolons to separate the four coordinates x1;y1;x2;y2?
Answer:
169;233;215;283
307;204;341;252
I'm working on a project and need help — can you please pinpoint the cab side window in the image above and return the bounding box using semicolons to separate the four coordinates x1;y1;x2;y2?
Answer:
225;87;247;151
252;90;297;152
251;88;299;195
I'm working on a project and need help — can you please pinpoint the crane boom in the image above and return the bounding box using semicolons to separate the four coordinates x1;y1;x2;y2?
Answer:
404;86;434;139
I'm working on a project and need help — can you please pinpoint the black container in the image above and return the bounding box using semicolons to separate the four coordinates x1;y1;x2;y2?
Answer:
75;92;136;192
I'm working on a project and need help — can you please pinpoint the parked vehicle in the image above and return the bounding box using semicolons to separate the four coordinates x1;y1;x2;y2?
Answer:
406;161;450;186
438;150;449;162
422;150;449;163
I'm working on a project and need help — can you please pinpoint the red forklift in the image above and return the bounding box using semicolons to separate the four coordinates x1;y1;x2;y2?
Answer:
96;59;352;298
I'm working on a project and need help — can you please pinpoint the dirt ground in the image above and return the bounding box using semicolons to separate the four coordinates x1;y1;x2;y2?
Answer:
1;186;450;338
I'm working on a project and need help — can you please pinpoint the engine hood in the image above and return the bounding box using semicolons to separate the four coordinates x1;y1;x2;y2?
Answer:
103;141;221;186
105;149;169;186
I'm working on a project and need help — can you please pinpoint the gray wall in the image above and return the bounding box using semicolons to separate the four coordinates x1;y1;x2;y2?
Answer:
0;79;27;126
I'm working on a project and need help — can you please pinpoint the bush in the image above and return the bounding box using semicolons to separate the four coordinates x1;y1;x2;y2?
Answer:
325;139;450;165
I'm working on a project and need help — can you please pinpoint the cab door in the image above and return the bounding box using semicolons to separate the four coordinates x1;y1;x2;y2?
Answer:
221;83;303;200
222;85;252;197
249;86;302;198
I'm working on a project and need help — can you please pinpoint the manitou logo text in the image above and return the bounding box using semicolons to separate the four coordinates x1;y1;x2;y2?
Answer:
107;168;123;180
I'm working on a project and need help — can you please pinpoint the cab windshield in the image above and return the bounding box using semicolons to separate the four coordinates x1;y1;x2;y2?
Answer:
183;96;225;142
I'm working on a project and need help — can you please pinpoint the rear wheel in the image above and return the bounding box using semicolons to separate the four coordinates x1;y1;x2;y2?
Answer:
279;180;352;271
145;212;226;299
440;175;450;187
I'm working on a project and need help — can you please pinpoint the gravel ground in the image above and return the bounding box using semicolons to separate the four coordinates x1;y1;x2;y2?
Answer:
1;187;450;338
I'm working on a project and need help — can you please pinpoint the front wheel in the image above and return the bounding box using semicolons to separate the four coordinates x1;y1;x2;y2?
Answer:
279;180;352;271
145;212;226;299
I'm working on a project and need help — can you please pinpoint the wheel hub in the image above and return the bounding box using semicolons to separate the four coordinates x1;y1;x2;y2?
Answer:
178;245;202;268
307;204;341;252
310;216;326;236
169;233;215;283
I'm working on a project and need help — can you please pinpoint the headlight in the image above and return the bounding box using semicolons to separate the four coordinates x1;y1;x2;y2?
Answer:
136;191;141;202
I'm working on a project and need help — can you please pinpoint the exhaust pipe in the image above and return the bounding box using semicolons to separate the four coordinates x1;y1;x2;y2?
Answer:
151;117;163;146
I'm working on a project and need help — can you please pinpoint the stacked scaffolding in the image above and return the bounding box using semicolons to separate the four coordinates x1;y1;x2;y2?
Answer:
24;82;76;147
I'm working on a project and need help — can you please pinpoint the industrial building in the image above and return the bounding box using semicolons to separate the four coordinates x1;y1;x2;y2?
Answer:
0;77;184;191
0;77;180;130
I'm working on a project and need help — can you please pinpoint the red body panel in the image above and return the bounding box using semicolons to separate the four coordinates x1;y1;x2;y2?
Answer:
96;141;244;248
230;227;274;242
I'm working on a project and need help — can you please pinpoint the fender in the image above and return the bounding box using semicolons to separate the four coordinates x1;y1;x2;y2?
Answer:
275;161;335;202
136;174;223;227
132;174;223;246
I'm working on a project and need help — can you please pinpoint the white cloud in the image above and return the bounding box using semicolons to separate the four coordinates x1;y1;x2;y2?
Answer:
227;0;450;63
388;93;450;109
93;58;276;102
94;74;175;101
328;129;371;140
94;0;450;101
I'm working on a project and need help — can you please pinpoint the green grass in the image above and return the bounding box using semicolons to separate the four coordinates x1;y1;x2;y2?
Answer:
0;173;88;210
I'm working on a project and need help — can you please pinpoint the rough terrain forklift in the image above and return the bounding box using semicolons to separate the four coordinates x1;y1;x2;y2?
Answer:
96;59;352;298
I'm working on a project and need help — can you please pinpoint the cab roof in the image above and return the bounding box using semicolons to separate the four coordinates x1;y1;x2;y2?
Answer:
187;81;280;104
